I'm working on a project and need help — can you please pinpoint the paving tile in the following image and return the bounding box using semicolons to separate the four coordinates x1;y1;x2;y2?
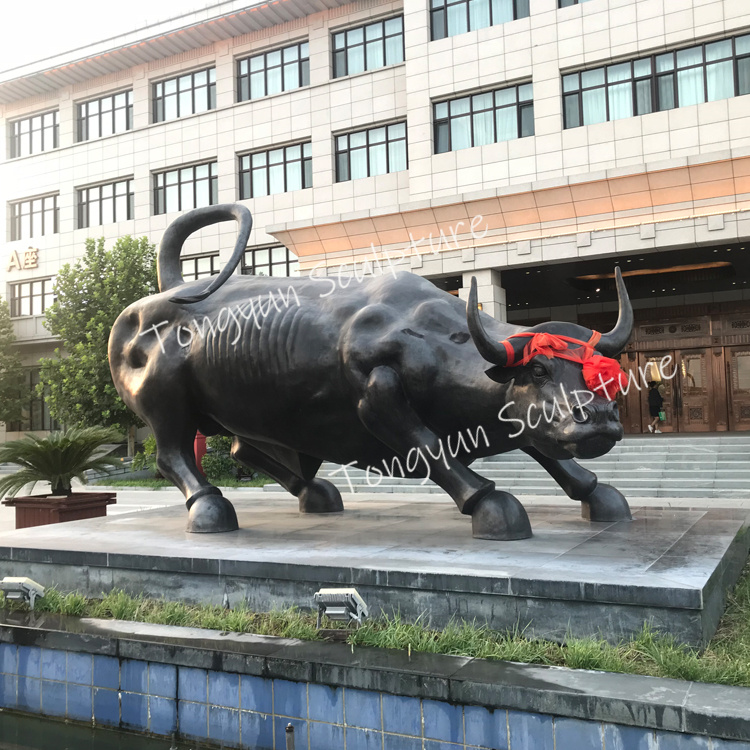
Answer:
93;687;120;726
121;691;147;730
240;674;273;714
241;710;274;749
67;652;93;685
382;693;421;736
308;682;343;724
208;670;239;708
41;679;66;716
423;698;463;743
345;688;381;730
40;649;66;681
209;705;240;744
93;655;119;689
150;695;177;735
508;711;554;750
179;666;207;703
274;678;307;718
179;700;208;738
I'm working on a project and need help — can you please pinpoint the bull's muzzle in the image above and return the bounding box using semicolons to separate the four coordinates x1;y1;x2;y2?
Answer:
571;399;619;425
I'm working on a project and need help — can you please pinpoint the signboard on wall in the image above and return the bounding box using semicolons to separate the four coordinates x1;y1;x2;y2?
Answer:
6;247;38;272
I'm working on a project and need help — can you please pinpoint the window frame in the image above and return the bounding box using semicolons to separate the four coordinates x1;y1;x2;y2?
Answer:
10;194;59;241
241;246;299;277
77;90;134;141
335;121;408;182
237;40;310;102
9;110;59;159
153;162;219;215
152;67;217;123
77;179;135;229
239;141;313;199
332;15;405;78
430;0;530;41
181;254;220;282
7;368;59;433
563;32;750;129
433;83;535;154
9;278;56;318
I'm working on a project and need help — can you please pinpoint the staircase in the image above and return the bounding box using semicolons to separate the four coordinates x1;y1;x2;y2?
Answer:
263;435;750;499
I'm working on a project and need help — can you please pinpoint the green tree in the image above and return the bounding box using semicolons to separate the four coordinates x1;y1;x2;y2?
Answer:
0;298;25;426
39;237;157;453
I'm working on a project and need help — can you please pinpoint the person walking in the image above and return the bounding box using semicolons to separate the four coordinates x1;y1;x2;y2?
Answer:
647;380;664;434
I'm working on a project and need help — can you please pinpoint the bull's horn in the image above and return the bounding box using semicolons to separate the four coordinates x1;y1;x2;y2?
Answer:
596;266;633;357
467;277;509;366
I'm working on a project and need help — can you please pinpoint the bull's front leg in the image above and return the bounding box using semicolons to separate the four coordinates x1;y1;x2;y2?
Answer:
358;366;531;540
521;446;632;522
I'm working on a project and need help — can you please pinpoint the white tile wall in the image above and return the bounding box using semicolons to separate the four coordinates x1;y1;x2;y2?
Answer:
2;0;750;348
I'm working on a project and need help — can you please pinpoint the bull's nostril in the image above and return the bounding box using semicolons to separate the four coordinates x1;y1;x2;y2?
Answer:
571;405;589;424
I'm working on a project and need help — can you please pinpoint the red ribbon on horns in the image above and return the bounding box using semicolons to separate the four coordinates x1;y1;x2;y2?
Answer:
500;330;627;400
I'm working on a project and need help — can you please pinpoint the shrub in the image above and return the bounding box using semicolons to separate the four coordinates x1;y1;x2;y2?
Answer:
131;434;158;474
202;435;238;482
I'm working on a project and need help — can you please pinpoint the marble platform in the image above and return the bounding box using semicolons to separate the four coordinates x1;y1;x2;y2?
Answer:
0;495;747;646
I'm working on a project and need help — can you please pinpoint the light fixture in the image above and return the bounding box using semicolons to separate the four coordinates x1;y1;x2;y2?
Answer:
314;588;369;628
477;302;483;311
0;577;45;610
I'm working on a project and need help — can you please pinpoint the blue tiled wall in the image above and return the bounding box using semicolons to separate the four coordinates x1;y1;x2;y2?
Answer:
1;642;748;750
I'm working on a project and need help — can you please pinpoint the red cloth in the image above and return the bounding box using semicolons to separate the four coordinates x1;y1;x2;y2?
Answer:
501;331;626;400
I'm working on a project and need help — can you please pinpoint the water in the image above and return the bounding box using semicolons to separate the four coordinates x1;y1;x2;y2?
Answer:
0;712;204;750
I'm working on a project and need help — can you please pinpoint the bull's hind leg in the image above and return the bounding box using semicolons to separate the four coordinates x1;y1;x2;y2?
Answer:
358;366;531;540
231;438;343;513
151;419;239;533
521;446;632;522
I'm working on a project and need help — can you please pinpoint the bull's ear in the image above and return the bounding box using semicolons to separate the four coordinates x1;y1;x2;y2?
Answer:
485;365;516;383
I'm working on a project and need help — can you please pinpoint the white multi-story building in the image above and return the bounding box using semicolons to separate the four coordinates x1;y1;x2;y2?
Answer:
2;0;750;442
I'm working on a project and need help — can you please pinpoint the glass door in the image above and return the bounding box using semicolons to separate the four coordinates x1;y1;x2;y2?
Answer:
728;346;750;432
638;352;676;433
674;349;713;432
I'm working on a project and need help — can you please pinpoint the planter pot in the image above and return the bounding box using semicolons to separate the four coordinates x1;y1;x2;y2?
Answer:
1;492;116;529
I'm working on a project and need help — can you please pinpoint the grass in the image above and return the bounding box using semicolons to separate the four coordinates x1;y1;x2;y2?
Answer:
99;476;275;488
2;561;749;687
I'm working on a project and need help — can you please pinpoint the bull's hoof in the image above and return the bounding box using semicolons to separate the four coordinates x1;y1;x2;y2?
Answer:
581;483;632;523
186;489;239;533
299;479;344;514
472;491;532;540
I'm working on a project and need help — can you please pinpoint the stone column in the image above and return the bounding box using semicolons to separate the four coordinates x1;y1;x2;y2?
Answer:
459;268;506;322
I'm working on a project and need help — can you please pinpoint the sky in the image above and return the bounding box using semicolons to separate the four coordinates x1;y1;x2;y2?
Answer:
0;0;219;73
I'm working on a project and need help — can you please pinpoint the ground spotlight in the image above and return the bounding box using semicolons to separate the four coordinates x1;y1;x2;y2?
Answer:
0;577;45;610
313;587;368;628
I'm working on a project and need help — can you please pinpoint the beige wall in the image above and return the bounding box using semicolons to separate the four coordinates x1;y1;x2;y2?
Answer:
2;0;750;354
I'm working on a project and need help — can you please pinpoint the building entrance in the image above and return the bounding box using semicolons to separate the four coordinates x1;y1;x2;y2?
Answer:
619;349;716;433
583;306;750;434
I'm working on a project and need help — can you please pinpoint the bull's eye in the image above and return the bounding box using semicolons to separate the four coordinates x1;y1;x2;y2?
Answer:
531;363;548;380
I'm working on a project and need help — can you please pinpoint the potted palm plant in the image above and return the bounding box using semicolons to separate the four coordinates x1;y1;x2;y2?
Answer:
0;427;121;529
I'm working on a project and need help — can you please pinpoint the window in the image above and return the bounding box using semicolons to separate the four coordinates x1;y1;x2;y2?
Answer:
237;41;310;101
239;142;312;198
9;278;55;318
78;179;134;228
563;33;750;128
434;83;534;153
77;91;133;141
154;162;218;215
430;0;530;41
332;16;404;78
242;246;299;277
8;369;59;433
559;0;593;6
9;111;58;158
335;122;407;182
10;195;59;241
181;255;220;281
153;68;216;123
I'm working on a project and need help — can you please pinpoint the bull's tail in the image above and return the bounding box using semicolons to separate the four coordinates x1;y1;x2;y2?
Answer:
158;204;253;304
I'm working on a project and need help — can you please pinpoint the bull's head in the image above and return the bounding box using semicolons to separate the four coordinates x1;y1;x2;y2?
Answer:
466;267;633;460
